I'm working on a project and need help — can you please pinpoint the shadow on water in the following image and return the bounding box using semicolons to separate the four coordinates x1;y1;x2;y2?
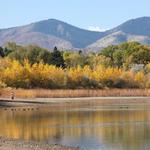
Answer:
0;99;46;104
0;101;13;107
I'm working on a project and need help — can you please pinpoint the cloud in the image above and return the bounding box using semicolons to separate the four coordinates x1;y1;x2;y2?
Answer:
88;26;109;32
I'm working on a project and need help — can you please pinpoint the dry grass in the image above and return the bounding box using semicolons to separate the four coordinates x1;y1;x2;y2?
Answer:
0;88;150;99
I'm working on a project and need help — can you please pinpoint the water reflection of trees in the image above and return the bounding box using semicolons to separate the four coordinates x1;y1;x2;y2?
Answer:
0;109;150;149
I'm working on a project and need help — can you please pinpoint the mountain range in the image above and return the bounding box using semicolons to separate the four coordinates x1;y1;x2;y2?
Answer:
0;17;150;51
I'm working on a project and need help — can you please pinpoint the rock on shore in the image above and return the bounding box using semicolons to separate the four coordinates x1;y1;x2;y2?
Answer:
0;137;79;150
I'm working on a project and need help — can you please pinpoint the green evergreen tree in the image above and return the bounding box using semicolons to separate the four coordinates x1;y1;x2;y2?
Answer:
0;47;4;57
50;47;65;67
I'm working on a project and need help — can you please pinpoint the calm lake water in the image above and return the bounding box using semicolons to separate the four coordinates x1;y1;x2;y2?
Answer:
0;105;150;150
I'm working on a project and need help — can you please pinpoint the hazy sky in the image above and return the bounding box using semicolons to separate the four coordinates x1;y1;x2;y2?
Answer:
1;0;150;31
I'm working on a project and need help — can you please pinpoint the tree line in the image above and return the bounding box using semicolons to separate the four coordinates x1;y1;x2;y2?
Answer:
0;42;150;89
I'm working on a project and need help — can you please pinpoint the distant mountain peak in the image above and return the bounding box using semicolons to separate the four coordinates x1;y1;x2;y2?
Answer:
0;17;150;51
109;16;150;36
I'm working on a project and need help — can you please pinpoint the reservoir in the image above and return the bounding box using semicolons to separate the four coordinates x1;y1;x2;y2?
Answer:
0;103;150;150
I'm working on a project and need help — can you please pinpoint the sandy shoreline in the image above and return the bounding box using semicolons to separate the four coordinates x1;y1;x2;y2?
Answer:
0;97;150;109
0;137;79;150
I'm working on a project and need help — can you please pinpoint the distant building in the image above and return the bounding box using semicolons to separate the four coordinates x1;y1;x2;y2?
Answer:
130;64;145;73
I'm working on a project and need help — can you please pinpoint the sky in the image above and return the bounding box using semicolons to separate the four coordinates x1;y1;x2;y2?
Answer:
1;0;150;31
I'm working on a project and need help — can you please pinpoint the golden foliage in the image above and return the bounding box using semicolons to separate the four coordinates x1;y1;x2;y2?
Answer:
0;58;149;89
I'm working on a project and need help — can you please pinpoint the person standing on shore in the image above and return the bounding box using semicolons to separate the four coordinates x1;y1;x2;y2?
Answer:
11;90;15;100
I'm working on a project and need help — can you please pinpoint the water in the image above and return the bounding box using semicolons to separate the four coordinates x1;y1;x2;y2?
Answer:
0;105;150;150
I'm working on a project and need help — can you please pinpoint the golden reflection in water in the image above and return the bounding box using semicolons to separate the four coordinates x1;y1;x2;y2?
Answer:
0;108;150;149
